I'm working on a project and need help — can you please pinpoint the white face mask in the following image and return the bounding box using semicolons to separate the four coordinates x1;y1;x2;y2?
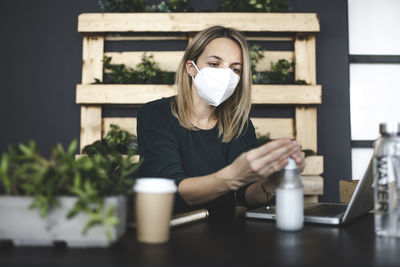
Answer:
191;61;240;107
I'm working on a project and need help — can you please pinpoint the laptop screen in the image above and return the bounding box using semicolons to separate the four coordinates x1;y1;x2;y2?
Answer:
342;158;374;223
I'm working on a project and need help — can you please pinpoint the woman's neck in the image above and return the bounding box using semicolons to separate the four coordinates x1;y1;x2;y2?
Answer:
190;85;217;130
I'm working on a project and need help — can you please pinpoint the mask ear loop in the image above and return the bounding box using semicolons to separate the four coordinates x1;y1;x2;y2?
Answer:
191;60;200;73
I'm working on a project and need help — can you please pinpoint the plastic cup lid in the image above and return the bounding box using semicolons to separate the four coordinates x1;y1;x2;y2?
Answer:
133;178;177;194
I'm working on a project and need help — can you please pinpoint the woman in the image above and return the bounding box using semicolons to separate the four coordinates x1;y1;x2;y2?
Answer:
137;26;305;218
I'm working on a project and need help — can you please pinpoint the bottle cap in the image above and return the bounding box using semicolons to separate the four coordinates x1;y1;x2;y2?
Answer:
379;122;400;135
284;158;297;170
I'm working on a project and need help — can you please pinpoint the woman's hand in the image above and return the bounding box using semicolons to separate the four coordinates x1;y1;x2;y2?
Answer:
291;143;306;173
240;140;305;208
221;139;301;191
257;141;306;193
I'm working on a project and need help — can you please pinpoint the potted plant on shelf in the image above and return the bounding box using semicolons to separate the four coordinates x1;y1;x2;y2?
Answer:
97;0;289;13
95;46;305;85
0;125;140;247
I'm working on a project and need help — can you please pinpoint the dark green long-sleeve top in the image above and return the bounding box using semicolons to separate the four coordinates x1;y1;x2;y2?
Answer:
137;97;258;218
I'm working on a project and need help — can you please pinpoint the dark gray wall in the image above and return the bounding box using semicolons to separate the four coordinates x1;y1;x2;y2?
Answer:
0;0;350;202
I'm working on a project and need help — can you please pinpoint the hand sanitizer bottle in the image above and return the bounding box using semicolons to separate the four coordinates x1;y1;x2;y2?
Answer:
276;158;304;231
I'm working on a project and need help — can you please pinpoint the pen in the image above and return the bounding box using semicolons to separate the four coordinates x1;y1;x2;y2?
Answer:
129;209;209;228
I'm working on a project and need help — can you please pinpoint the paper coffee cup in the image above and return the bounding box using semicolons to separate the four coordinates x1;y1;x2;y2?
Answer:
133;178;177;244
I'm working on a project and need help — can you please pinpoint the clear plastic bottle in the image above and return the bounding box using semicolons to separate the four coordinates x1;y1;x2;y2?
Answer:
276;158;304;231
373;122;400;237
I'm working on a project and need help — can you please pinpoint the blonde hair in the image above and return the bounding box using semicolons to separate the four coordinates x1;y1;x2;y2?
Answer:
171;26;252;143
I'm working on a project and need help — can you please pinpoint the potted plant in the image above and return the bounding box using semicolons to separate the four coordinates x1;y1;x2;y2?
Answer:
0;125;140;247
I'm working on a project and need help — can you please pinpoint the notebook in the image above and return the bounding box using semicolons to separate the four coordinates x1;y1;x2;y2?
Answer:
245;159;374;225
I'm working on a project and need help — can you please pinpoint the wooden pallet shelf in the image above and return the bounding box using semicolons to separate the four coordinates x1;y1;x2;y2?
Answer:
78;13;320;33
77;12;323;200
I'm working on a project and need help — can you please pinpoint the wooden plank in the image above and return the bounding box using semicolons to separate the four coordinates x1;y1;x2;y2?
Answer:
76;84;321;105
301;176;323;195
76;84;176;104
304;195;319;203
252;84;321;104
339;180;359;204
301;155;323;176
80;106;102;152
295;106;318;153
78;13;320;33
80;35;104;152
294;35;318;153
82;36;104;84
294;34;316;85
251;118;294;139
103;51;294;72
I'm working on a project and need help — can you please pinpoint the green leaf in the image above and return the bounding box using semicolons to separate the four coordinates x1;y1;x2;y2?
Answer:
0;154;8;172
103;205;120;241
105;216;120;226
105;205;116;217
18;144;33;157
21;183;35;193
82;214;103;235
68;140;78;156
66;202;84;219
104;224;113;241
0;154;11;193
56;143;64;154
84;180;92;192
257;133;272;146
73;173;81;188
69;183;88;198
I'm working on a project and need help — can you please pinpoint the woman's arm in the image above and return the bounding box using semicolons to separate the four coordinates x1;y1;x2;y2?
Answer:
179;139;300;205
177;169;231;206
138;102;305;208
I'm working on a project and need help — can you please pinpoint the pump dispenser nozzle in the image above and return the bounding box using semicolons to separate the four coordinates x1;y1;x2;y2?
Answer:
285;158;297;170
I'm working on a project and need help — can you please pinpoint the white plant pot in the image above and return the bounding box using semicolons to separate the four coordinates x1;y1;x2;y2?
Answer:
0;195;126;247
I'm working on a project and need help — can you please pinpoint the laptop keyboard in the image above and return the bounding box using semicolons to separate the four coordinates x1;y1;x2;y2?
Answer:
304;204;348;217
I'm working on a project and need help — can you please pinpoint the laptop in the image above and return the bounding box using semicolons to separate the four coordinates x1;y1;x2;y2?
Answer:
245;159;374;225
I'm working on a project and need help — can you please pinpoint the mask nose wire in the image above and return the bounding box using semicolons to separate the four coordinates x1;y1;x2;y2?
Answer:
191;60;239;80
